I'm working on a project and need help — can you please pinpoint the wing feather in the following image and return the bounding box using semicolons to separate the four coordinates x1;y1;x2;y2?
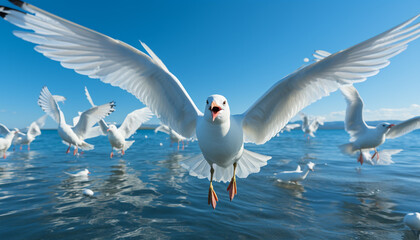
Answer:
0;1;201;138
387;117;420;139
241;15;420;144
118;108;153;139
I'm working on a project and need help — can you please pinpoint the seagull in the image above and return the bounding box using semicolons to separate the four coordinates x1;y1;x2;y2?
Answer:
300;113;324;139
83;189;94;197
339;85;420;165
1;2;419;209
155;124;188;150
404;212;420;239
38;86;115;155
277;162;315;183
0;124;18;159
65;168;90;177
84;87;153;158
12;114;47;151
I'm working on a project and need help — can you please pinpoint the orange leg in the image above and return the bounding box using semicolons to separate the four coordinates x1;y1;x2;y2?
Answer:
208;167;218;209
3;152;6;159
110;152;114;158
19;145;22;150
27;144;30;151
122;149;125;156
357;151;364;165
182;141;184;150
177;142;180;151
73;146;78;155
66;144;71;154
371;149;379;160
227;162;238;201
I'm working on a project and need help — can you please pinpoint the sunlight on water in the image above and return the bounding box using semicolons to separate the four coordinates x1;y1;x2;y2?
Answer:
0;129;419;239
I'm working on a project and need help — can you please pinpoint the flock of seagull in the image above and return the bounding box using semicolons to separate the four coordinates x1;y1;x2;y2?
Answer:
0;0;420;235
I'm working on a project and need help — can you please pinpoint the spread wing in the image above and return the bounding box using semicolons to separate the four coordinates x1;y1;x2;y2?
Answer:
240;14;420;144
387;116;420;139
72;102;115;139
84;86;108;133
0;123;11;136
154;124;171;135
118;108;153;139
0;1;201;138
37;86;62;123
33;114;48;129
27;121;41;137
340;85;369;141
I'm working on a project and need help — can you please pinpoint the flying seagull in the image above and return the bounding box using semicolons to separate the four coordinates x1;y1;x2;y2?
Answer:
1;1;419;208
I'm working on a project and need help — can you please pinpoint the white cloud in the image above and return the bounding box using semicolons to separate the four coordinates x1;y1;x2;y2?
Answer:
323;104;420;122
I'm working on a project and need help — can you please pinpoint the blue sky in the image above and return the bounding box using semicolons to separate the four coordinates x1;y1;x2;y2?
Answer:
0;0;419;128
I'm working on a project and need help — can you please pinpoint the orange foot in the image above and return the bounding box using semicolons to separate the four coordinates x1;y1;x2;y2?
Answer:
110;152;114;158
66;146;71;154
208;182;218;209
371;151;379;160
122;149;125;156
357;152;364;165
73;148;78;156
3;153;6;159
227;176;237;201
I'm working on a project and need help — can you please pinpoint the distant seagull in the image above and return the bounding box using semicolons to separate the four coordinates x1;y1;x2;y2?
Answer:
38;86;115;155
282;123;301;133
84;87;153;158
277;162;315;183
300;113;324;139
12;114;47;151
339;85;420;165
65;168;90;177
404;212;420;238
155;124;187;150
0;124;18;159
1;2;419;209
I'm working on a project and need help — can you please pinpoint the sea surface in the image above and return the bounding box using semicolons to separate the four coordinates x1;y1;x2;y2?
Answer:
0;129;419;239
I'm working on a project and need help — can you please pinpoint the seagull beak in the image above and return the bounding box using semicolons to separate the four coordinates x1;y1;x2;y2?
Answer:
88;172;91;174
387;124;395;129
210;101;222;121
107;129;110;132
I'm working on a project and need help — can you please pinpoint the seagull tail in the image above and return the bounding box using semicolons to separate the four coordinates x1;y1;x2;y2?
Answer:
78;141;94;151
339;143;356;155
123;140;135;151
181;149;271;183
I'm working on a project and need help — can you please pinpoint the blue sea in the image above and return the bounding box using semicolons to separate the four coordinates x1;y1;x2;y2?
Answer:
0;129;419;239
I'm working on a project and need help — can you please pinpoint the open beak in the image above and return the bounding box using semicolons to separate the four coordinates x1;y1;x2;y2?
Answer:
88;172;91;174
107;129;110;132
209;101;222;121
387;124;395;129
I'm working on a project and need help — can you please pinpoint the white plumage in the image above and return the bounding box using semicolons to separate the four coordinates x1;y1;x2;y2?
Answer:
155;124;188;150
84;87;153;158
38;86;115;155
277;162;315;183
12;114;47;151
339;85;420;165
404;212;420;239
1;2;419;209
0;123;18;159
300;113;325;138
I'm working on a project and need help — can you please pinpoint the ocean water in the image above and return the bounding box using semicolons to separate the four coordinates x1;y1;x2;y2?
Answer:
0;129;420;239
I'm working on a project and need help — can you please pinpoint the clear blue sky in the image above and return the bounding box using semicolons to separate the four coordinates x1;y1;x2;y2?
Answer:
0;0;419;128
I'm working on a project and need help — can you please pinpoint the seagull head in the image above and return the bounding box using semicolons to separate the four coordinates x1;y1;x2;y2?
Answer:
204;95;230;123
107;125;118;134
376;122;395;133
84;169;90;175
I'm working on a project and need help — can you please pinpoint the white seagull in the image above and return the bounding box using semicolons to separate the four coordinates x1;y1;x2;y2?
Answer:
404;212;420;239
300;113;325;139
84;87;153;158
12;114;47;151
38;86;115;155
1;2;419;209
0;124;18;159
339;85;420;165
155;124;188;150
277;162;315;183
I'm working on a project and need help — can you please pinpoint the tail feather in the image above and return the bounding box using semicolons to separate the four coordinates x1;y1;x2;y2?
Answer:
61;140;94;151
123;140;135;151
181;149;271;183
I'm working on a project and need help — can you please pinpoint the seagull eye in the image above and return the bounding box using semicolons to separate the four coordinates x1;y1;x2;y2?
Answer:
206;100;209;104
223;101;226;105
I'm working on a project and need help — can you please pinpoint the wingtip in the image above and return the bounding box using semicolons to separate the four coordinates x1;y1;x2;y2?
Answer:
0;5;22;18
9;0;24;8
